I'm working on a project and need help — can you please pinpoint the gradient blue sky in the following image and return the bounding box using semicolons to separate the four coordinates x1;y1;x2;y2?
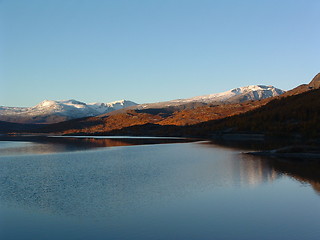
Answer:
1;0;319;107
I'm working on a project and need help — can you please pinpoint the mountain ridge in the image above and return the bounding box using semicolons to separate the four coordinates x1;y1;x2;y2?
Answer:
133;85;285;111
29;84;287;135
1;74;319;135
0;85;284;124
0;99;137;124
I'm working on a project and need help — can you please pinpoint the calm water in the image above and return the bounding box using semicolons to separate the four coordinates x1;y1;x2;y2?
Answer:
0;138;320;240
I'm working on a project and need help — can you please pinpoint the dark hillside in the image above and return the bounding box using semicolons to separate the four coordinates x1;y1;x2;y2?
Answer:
111;88;320;139
0;121;47;133
192;89;320;138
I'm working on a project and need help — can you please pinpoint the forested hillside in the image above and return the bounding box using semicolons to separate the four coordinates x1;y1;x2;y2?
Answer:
189;88;320;138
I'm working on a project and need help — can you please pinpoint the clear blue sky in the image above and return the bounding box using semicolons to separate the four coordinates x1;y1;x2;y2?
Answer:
1;0;319;107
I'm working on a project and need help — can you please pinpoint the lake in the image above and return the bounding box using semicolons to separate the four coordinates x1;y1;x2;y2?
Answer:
0;137;320;240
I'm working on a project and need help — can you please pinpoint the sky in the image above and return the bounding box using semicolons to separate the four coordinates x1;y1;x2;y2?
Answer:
1;0;319;107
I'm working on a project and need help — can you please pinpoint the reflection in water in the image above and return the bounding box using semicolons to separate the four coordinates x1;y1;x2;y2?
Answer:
1;141;320;239
199;141;280;187
1;138;319;195
0;136;195;156
237;154;279;186
204;138;307;151
204;141;320;194
0;142;283;221
252;155;320;195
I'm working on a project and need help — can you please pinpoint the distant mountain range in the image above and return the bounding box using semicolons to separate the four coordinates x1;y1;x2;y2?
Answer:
105;72;320;138
2;74;320;137
0;85;284;124
135;85;285;110
0;99;137;124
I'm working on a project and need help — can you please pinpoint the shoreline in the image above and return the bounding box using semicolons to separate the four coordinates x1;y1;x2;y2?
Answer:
246;146;320;159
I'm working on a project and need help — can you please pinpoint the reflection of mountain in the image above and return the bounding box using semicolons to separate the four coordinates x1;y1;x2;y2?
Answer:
202;140;320;194
2;139;320;227
0;136;194;156
268;158;320;195
199;142;280;187
0;139;133;156
240;153;320;194
0;142;284;221
238;155;279;186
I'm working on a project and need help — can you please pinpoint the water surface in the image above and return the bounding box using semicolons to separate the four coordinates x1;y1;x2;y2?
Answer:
0;138;319;240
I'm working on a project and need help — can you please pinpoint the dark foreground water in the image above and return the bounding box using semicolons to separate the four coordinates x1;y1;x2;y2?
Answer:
0;137;320;240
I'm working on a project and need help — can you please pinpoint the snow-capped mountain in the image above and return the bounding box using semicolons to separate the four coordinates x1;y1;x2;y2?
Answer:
185;85;285;104
0;85;285;124
89;100;138;114
0;99;137;124
136;85;285;109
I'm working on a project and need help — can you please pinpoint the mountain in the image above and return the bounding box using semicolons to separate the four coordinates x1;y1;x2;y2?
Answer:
0;99;137;124
96;85;285;119
34;73;320;137
32;84;286;135
0;82;295;134
106;73;320;138
134;85;285;111
0;120;48;133
183;85;284;103
309;73;320;89
190;87;320;138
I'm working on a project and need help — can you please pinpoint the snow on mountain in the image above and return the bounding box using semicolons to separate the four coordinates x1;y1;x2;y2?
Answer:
0;85;284;124
89;100;138;113
137;85;285;109
185;85;285;103
0;99;138;124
